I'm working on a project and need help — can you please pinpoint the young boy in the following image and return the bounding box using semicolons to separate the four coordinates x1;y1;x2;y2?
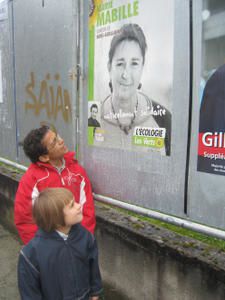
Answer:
14;125;96;245
17;188;102;300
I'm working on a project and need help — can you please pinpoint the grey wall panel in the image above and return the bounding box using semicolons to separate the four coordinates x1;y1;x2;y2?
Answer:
188;1;225;229
0;0;17;161
13;0;78;164
80;0;190;216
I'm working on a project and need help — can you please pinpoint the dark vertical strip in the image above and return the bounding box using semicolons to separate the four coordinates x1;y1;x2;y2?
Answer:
75;0;81;158
76;0;80;93
11;0;19;160
88;26;95;101
184;0;193;214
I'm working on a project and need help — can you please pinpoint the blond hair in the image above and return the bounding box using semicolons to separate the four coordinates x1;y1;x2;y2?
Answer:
33;188;73;232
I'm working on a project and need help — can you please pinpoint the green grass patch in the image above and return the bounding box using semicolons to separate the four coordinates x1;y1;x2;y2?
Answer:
0;161;25;175
99;203;225;251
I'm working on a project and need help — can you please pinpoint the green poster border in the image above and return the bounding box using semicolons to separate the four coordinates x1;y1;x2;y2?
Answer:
88;127;94;145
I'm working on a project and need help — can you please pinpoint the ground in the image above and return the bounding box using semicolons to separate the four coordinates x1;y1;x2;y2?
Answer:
0;224;21;300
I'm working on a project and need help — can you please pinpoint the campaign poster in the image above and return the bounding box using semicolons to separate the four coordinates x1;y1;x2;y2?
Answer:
197;64;225;175
88;0;174;156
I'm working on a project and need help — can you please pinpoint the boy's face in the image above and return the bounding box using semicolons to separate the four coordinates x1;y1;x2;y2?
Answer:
63;198;83;226
40;130;68;162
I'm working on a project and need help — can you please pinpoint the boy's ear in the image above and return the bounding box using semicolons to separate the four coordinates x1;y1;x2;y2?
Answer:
39;154;50;163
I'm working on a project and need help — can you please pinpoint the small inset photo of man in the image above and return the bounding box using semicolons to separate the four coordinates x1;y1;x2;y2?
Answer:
88;102;101;128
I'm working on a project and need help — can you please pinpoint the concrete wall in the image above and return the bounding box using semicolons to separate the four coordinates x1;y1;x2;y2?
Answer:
1;167;225;300
0;167;20;234
95;205;225;300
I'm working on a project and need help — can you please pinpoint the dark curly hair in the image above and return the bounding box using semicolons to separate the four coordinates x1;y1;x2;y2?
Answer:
23;126;49;163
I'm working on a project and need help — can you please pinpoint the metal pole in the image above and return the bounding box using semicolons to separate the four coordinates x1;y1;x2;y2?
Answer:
10;0;20;160
93;193;225;241
0;157;27;171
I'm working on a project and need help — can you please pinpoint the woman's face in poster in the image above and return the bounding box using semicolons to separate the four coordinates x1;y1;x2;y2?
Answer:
108;40;144;102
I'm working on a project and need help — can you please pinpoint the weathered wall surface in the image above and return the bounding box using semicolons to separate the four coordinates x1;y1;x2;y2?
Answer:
96;205;225;300
0;224;21;300
0;0;78;164
1;167;225;300
0;167;20;234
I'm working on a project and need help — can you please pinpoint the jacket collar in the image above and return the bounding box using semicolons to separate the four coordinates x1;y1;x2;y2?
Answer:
31;151;76;170
36;224;80;240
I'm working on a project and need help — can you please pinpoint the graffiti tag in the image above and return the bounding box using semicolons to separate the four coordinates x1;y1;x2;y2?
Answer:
25;72;72;122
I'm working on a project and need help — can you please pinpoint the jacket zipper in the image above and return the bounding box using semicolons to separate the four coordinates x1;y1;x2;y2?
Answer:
60;174;65;185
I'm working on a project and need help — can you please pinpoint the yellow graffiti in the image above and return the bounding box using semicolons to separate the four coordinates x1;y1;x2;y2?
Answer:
89;0;102;27
25;72;72;123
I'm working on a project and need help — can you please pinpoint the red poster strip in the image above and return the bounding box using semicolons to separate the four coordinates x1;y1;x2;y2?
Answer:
198;132;225;156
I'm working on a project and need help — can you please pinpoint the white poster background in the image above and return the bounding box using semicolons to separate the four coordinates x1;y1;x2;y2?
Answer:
93;0;174;110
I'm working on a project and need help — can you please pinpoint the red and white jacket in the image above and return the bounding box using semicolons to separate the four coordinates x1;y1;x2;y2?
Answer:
14;152;96;244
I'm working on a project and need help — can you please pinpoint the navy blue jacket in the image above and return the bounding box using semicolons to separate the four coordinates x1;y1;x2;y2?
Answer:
18;224;102;300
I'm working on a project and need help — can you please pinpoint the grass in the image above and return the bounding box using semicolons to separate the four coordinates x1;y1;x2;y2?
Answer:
99;203;225;251
0;161;24;175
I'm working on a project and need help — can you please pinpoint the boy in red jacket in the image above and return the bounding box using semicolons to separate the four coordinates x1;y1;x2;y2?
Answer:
14;125;96;244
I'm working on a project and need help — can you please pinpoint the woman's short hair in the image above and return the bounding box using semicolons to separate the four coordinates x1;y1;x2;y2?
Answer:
33;188;74;232
108;23;147;66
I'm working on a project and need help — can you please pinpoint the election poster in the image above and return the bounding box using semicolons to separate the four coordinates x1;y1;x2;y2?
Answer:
88;0;174;156
197;64;225;175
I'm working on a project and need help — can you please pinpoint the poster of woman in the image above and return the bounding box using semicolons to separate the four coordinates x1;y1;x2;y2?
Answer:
88;0;174;156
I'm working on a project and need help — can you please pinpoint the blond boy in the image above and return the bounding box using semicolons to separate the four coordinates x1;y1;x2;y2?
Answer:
18;188;102;300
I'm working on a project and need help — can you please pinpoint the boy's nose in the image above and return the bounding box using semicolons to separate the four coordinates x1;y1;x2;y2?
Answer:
58;135;64;144
76;202;82;210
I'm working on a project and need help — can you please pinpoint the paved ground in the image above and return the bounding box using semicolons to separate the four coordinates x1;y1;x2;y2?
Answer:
0;224;21;300
0;224;124;300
